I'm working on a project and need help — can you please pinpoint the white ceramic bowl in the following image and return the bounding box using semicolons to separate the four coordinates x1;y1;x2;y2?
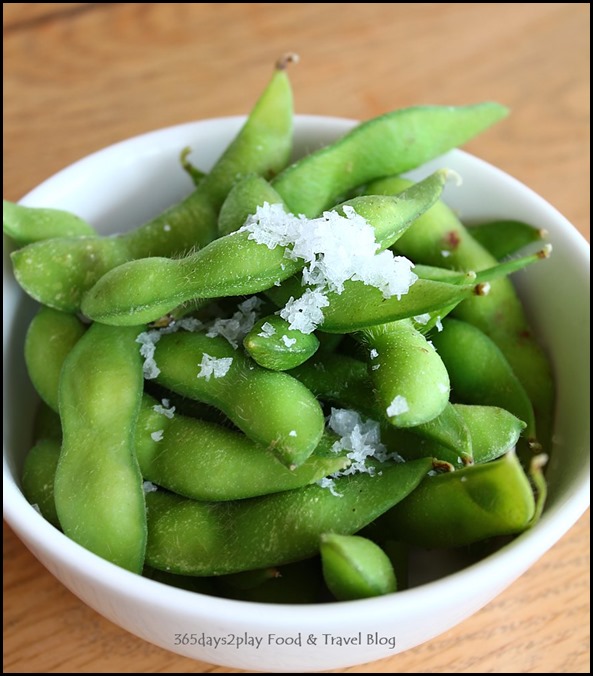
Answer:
3;116;590;672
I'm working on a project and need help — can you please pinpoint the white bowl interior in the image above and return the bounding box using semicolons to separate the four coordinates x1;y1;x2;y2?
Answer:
3;116;590;672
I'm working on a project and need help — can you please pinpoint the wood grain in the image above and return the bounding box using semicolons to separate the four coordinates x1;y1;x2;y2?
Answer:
3;3;590;673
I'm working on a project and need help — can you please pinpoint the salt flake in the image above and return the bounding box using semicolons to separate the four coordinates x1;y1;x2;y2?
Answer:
197;353;233;381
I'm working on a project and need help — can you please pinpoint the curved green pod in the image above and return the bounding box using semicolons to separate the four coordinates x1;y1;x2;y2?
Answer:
360;319;450;428
430;317;536;440
455;404;525;464
136;395;348;500
382;451;535;548
54;323;146;573
144;457;432;576
81;171;449;326
11;61;294;313
243;315;320;371
272;102;508;216
382;404;524;467
152;330;325;468
364;176;554;449
267;275;479;334
3;200;95;247
290;353;472;461
24;307;87;412
320;533;397;601
468;219;547;260
22;439;62;528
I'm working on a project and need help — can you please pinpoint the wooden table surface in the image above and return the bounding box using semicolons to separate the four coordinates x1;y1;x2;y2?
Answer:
3;3;590;673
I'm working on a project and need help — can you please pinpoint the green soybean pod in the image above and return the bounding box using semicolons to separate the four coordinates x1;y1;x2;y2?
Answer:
360;319;450;427
136;395;348;500
243;315;320;371
3;200;95;247
320;533;397;601
382;404;523;467
22;439;61;528
81;171;449;327
381;452;535;548
272;103;508;216
468;219;547;260
430;318;536;441
364;176;554;449
290;354;472;462
152;330;325;468
24;307;87;412
454;404;526;464
12;58;295;313
381;403;473;467
267;275;480;334
54;323;146;573
144;457;432;576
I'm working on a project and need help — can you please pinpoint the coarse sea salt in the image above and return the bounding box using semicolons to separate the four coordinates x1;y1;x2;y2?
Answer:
153;398;176;419
136;317;204;380
386;395;409;417
151;430;164;442
281;335;297;347
241;202;417;333
197;353;233;381
206;296;263;348
316;408;403;496
258;321;276;338
143;481;158;493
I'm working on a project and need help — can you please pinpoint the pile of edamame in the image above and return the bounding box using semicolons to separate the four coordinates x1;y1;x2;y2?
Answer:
7;55;554;603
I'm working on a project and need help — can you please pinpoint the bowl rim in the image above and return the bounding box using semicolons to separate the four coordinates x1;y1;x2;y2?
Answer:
3;114;590;627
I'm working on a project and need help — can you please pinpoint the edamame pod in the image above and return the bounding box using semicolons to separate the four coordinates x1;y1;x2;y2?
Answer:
360;319;450;427
272;103;508;216
145;457;432;575
382;404;523;467
3;200;95;247
24;307;87;412
152;330;325;468
320;533;397;600
365;176;554;449
243;315;320;371
430;318;536;440
291;354;472;461
455;404;525;464
267;275;480;333
81;171;450;326
468;219;547;260
136;395;348;499
381;451;535;548
381;402;473;466
54;323;146;573
12;59;294;312
22;439;61;528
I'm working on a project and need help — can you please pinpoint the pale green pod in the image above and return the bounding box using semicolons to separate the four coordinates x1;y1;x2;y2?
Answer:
243;315;320;371
320;533;397;601
360;319;450;427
